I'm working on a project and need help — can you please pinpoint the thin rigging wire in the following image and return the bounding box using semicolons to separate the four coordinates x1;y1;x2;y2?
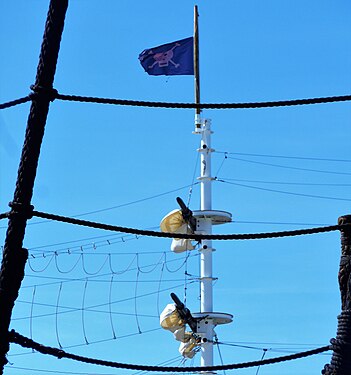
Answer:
217;179;351;202
72;183;199;218
134;269;142;334
216;150;351;163
217;341;330;355
137;253;164;274
29;251;173;276
226;156;351;176
29;230;149;256
214;152;228;178
27;255;54;273
15;282;196;321
22;275;186;289
214;335;227;375
23;253;198;290
232;220;331;226
156;261;165;317
58;327;163;351
255;349;267;375
14;307;158;322
132;355;185;375
82;280;89;344
81;253;110;276
187;148;200;207
108;275;117;339
218;177;351;187
30;286;36;344
29;232;134;251
0;184;198;230
54;253;82;274
55;282;63;348
184;251;189;305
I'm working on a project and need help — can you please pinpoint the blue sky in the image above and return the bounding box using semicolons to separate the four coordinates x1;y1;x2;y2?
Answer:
1;1;351;374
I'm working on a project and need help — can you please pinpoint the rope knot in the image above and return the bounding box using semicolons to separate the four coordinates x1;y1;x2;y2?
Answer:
57;350;65;359
29;85;58;102
8;201;34;219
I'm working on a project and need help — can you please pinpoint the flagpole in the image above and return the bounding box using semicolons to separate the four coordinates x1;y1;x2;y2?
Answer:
194;5;201;128
193;5;215;371
192;6;233;372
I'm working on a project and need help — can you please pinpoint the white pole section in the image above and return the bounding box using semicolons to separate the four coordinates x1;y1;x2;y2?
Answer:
197;119;214;370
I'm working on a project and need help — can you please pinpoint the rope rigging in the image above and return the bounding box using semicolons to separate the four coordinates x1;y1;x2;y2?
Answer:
2;208;344;240
0;207;345;240
1;92;351;110
8;330;331;372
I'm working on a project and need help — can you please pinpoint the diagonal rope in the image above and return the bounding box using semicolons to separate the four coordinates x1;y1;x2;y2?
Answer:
214;152;228;179
214;335;227;375
0;96;31;110
187;150;200;207
255;349;268;375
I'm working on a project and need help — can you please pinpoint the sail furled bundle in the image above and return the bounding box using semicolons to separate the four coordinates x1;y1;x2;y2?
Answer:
160;209;195;253
159;303;199;359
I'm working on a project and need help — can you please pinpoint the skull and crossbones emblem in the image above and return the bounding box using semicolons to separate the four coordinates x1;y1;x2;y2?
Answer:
148;43;181;69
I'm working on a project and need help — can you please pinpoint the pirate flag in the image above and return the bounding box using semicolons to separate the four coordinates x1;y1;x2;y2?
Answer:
139;37;194;76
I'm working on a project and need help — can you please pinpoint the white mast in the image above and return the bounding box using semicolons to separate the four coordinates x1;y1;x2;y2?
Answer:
192;5;232;372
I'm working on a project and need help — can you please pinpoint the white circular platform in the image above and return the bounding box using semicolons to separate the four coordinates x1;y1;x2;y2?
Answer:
192;312;233;325
193;210;232;225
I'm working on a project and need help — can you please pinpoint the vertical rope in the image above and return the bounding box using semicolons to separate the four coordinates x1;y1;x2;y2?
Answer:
82;280;89;344
55;282;63;348
134;268;142;334
0;1;68;371
109;275;117;339
29;286;36;345
322;215;351;375
156;254;166;317
183;251;189;305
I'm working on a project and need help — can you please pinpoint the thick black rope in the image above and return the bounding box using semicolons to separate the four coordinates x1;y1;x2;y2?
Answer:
0;96;31;110
323;216;351;375
30;210;343;240
0;1;69;373
322;311;351;375
2;93;350;111
56;93;351;109
8;330;330;372
0;213;8;220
